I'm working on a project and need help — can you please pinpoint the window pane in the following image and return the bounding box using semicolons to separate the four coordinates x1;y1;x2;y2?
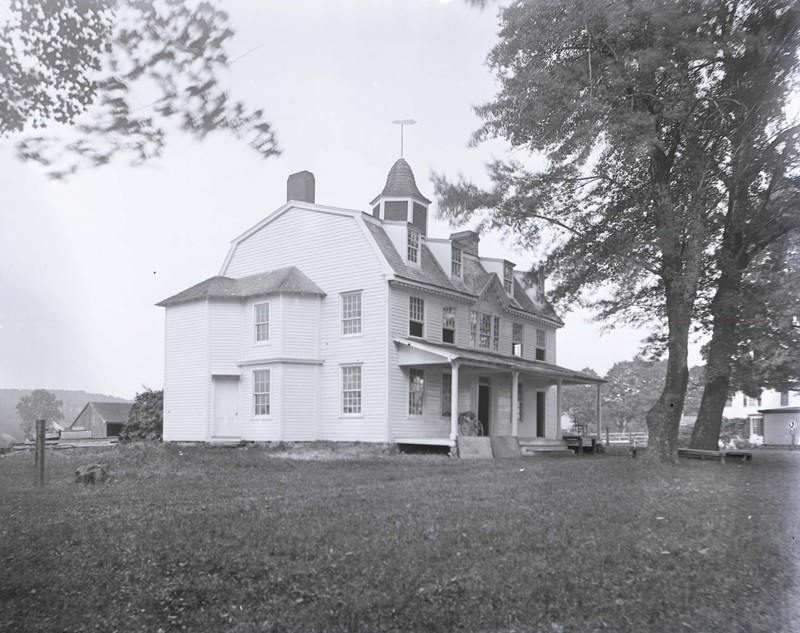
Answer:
442;306;455;344
504;264;513;293
442;373;452;416
255;303;269;342
408;368;424;415
492;316;500;351
410;297;424;337
408;230;420;263
254;370;270;415
342;292;362;335
512;323;523;357
469;310;477;346
451;247;462;277
479;313;491;348
342;366;362;414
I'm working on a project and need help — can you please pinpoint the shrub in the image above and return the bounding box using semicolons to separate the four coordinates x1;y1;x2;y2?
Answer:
119;388;163;442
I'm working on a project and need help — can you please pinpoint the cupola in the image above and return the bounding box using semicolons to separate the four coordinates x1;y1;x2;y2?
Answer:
370;158;431;237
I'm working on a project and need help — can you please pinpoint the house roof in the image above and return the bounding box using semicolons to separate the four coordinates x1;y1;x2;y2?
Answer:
70;402;133;428
157;266;325;307
363;219;563;324
370;158;432;205
757;406;800;414
393;337;604;385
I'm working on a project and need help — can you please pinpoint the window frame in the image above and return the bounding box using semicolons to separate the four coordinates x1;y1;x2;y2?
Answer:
442;306;456;345
409;296;425;338
503;263;513;293
451;246;462;277
407;229;420;263
341;291;362;336
253;369;271;416
536;328;546;361
254;302;270;343
408;368;425;416
341;365;362;416
441;372;452;417
492;316;500;351
512;322;524;357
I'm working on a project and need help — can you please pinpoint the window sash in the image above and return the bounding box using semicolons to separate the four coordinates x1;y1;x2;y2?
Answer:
408;230;420;263
469;310;477;346
512;323;523;357
342;292;362;335
410;297;425;337
479;313;492;348
253;369;270;415
451;247;462;277
255;303;269;342
441;372;452;417
408;368;424;415
442;306;455;344
492;316;500;351
503;264;513;293
342;366;362;414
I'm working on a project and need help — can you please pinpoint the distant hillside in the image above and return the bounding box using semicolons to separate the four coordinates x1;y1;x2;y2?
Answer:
0;389;131;442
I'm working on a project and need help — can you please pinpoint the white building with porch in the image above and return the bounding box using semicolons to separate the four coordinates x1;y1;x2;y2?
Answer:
158;159;602;451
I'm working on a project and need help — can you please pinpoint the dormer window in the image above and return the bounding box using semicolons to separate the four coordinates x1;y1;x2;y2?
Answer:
451;246;462;277
503;263;513;293
408;229;420;263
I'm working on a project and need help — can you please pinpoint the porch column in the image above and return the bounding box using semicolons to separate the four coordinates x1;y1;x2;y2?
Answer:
449;360;460;441
596;383;603;444
556;379;563;437
511;371;519;437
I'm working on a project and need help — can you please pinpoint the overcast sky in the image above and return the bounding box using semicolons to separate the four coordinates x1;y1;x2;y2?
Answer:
0;0;701;399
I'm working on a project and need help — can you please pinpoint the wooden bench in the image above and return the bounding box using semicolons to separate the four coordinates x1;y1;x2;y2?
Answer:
563;435;598;455
678;448;753;464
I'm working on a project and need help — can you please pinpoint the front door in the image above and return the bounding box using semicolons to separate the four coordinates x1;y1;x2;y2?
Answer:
213;377;240;438
536;391;546;437
478;383;491;436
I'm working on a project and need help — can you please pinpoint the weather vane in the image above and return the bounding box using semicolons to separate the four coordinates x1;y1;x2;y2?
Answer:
392;119;416;157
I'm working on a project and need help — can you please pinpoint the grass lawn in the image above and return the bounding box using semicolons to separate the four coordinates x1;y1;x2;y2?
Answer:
1;443;798;633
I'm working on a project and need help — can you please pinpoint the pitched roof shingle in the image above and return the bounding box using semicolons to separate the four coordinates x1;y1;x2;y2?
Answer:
157;266;325;307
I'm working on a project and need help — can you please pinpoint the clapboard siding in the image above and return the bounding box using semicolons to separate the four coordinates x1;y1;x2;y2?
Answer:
240;364;281;441
163;302;208;441
208;300;241;375
282;364;318;441
280;295;321;358
224;207;389;442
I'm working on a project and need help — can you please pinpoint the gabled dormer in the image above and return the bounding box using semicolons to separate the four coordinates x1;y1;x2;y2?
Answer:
480;257;516;297
371;158;431;267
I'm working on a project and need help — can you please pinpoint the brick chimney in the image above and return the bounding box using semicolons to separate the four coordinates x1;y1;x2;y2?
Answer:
449;230;480;256
287;171;315;203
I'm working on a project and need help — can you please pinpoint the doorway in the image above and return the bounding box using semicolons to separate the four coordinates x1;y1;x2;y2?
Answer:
536;391;546;437
478;381;491;436
213;376;240;438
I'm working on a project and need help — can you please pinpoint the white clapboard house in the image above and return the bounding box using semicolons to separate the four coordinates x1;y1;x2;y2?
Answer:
158;159;602;449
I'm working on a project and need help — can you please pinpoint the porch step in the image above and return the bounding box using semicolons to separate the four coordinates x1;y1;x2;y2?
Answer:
518;437;575;457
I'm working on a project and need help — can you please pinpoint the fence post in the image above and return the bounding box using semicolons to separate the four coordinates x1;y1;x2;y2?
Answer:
605;427;610;446
36;419;45;486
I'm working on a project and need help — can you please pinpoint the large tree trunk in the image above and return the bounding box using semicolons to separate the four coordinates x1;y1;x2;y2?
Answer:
690;264;744;449
644;284;692;463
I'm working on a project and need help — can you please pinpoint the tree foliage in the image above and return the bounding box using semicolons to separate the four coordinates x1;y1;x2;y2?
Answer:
15;388;64;439
436;0;800;461
118;387;163;442
1;0;279;178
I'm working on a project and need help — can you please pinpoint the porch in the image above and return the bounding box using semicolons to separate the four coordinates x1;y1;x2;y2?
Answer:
393;337;605;453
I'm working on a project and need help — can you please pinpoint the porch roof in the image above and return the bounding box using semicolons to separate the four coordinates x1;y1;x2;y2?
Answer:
393;337;605;385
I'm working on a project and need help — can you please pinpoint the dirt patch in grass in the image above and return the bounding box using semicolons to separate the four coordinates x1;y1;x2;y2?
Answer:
1;444;798;632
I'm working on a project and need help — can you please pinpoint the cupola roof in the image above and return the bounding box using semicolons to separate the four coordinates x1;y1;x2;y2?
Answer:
372;158;431;204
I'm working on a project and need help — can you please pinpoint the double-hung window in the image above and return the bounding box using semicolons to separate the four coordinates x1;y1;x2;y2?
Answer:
451;246;462;277
408;229;420;263
255;303;269;342
503;263;513;293
408;368;424;415
479;313;492;348
253;369;270;415
536;329;546;361
512;322;523;357
469;310;477;346
409;297;425;338
342;366;362;414
442;306;456;344
492;316;500;351
441;372;452;417
342;291;362;335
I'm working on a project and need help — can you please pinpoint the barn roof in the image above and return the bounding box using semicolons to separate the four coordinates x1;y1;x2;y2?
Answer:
157;266;325;307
